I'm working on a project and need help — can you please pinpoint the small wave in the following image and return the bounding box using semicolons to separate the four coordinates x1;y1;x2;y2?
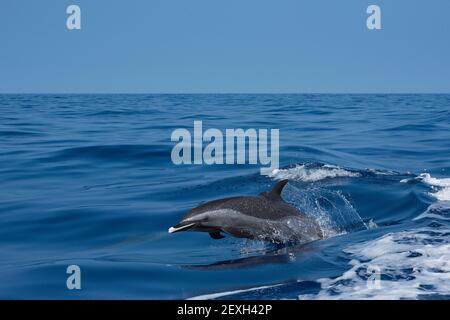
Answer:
41;144;170;164
414;202;450;221
283;185;368;237
0;130;42;137
299;228;450;300
268;164;360;182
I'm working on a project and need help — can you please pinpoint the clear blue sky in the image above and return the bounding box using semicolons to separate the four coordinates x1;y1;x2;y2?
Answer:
1;0;449;93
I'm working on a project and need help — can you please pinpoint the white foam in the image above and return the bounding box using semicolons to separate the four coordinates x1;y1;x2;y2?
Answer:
417;173;450;201
188;283;284;300
188;227;450;300
299;228;450;300
269;164;360;182
433;188;450;201
367;168;399;176
367;219;378;229
418;173;450;187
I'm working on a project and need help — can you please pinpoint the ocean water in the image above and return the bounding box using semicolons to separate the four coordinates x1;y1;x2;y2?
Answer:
0;94;449;299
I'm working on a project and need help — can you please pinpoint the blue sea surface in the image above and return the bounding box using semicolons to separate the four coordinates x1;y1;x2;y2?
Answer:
0;94;449;299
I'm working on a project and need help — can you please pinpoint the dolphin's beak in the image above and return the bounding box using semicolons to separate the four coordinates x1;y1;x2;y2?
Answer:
168;222;196;234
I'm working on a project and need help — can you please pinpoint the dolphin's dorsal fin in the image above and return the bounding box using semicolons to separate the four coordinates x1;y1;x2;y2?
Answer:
261;179;289;200
271;179;289;196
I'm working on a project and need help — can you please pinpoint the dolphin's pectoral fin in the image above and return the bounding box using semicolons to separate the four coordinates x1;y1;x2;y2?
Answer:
209;231;225;240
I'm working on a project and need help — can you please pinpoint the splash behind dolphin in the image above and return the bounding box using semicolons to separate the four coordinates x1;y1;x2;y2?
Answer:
168;180;323;244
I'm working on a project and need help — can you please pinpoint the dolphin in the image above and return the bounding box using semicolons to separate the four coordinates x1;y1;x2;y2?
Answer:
168;180;323;244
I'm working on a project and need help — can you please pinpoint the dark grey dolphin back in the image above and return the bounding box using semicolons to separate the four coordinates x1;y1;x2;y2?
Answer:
185;179;301;220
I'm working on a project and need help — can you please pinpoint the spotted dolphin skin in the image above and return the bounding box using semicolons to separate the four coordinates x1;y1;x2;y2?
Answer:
168;180;323;244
